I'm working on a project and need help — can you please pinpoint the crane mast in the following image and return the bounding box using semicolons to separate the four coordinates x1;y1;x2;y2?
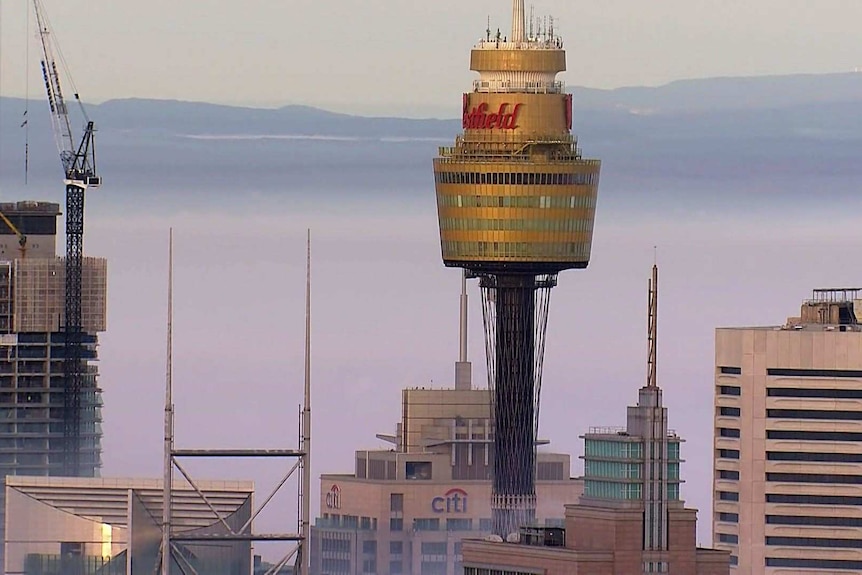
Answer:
33;0;101;477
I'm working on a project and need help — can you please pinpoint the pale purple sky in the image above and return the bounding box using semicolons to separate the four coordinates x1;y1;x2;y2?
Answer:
1;0;862;115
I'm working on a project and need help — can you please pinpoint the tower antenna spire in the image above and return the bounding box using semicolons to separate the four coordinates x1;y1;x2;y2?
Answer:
512;0;526;43
647;254;658;389
299;229;312;575
161;228;174;575
455;270;472;390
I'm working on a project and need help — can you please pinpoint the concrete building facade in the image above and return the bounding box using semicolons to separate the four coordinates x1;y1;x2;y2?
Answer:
714;288;862;573
311;386;582;575
0;201;109;563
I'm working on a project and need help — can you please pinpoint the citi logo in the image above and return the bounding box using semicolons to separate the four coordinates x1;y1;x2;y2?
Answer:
431;488;468;514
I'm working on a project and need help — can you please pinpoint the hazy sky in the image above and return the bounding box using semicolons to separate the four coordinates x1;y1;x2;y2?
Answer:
1;0;862;116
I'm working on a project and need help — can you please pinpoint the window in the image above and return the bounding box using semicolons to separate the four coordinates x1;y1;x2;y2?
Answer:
362;558;377;573
479;518;492;532
390;541;403;555
768;430;862;441
718;512;739;523
767;558;862;570
718;470;740;480
390;561;403;574
768;493;862;505
768;515;862;527
719;428;740;438
768;473;862;484
446;518;472;531
421;542;447;556
768;409;862;420
718;533;739;544
389;518;403;531
390;493;404;512
718;386;741;396
719;407;741;416
768;368;862;378
768;451;862;463
718;491;739;501
730;556;738;566
413;518;440;531
718;449;740;459
768;387;862;398
767;536;862;549
406;461;432;480
719;366;741;375
420;562;447;575
362;540;377;554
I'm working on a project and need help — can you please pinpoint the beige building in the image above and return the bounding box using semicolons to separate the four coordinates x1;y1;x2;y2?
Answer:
311;385;582;575
714;288;862;573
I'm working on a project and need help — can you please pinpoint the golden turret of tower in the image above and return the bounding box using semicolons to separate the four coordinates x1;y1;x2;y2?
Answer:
433;3;600;273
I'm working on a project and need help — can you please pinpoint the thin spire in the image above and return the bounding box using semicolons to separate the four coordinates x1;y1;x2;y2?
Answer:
300;229;312;575
647;260;658;388
161;228;174;575
511;0;526;43
459;269;468;363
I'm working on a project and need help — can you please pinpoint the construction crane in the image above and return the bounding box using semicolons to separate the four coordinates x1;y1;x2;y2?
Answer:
0;210;27;259
33;0;101;477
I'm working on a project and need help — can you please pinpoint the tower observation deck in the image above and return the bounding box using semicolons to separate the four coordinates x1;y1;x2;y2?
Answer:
432;1;600;538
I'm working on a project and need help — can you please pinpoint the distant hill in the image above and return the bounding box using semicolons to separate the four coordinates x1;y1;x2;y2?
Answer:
2;71;861;211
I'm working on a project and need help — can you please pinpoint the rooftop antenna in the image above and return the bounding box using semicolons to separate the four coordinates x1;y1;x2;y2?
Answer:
455;270;472;390
299;229;312;574
529;5;535;40
511;0;526;43
486;16;491;42
647;249;658;389
160;228;174;575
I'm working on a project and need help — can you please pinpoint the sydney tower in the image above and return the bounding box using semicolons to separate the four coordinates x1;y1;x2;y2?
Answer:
433;1;600;538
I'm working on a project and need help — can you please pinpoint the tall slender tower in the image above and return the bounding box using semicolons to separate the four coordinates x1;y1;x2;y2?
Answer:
433;1;601;538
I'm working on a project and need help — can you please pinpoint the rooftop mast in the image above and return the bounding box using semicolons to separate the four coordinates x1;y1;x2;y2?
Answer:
511;0;526;43
647;261;658;388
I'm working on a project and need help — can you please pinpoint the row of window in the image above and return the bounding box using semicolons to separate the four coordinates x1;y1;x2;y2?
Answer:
768;450;862;462
435;171;598;186
767;430;862;441
719;428;740;438
767;472;862;484
439;217;593;233
718;491;739;501
767;536;862;549
441;240;588;258
768;387;862;398
584;439;643;459
767;515;862;527
585;480;680;501
438;194;595;209
718;533;739;544
718;385;740;396
718;470;740;480
768;368;862;378
767;493;862;505
464;568;541;575
584;460;643;479
718;407;740;416
717;512;739;522
719;366;741;375
768;408;862;420
766;558;862;570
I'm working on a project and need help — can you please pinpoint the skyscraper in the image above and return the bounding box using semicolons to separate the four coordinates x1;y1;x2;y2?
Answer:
714;288;862;572
432;0;600;538
0;200;107;561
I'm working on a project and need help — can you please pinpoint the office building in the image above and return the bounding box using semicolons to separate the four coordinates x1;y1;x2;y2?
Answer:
714;288;862;572
461;266;729;574
0;200;108;564
311;369;581;574
4;476;253;575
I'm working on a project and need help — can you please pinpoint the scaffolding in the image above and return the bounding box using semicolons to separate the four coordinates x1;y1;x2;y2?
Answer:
159;230;312;575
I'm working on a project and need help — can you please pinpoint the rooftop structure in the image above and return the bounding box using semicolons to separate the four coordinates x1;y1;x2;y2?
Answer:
432;0;600;538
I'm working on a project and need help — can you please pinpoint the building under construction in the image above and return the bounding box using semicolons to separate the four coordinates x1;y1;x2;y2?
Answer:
433;0;600;538
0;200;107;557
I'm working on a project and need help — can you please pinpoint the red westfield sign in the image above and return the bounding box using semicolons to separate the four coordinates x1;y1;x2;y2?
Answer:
462;103;523;130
